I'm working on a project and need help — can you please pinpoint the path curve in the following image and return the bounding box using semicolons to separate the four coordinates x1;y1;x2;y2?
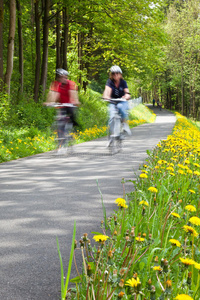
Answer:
0;105;176;300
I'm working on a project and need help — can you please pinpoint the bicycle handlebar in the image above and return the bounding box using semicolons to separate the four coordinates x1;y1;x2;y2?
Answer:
102;97;127;103
44;102;77;108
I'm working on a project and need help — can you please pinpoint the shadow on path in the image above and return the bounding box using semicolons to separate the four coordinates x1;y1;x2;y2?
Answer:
0;105;176;300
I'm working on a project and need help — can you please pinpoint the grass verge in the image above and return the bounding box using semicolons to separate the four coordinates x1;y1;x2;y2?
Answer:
59;112;200;300
0;104;155;163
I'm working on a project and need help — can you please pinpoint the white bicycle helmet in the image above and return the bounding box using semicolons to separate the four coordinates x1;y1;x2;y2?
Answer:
110;65;122;74
56;68;69;76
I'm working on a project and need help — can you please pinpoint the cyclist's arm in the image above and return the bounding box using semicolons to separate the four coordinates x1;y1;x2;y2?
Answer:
122;88;131;100
69;89;80;106
103;85;112;100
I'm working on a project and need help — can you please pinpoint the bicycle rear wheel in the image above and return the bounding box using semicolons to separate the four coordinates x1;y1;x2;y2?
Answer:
53;111;74;154
108;115;122;154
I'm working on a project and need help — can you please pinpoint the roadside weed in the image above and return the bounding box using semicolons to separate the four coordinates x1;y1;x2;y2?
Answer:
63;113;200;299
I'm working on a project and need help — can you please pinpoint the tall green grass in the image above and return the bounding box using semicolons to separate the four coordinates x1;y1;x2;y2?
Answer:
59;112;200;300
0;91;155;163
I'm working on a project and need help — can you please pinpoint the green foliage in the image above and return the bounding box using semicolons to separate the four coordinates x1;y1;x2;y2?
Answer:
64;113;200;299
57;221;76;300
0;89;10;125
77;89;108;131
0;100;156;163
0;126;55;163
8;98;55;130
129;104;156;123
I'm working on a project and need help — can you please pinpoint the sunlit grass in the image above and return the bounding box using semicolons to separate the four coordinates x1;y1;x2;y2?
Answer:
0;104;155;163
60;112;200;300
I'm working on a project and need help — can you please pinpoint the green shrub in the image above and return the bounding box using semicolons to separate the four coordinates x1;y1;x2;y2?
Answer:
129;104;156;123
77;89;108;131
8;98;55;130
0;90;10;126
0;126;55;163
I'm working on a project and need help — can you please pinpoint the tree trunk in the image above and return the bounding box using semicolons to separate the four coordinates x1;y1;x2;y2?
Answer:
16;0;23;93
78;32;83;86
40;0;50;94
0;0;3;90
4;0;16;95
34;0;41;102
56;10;61;69
181;69;184;115
62;6;68;70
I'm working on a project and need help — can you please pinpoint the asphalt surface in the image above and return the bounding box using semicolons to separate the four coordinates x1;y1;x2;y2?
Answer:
0;105;176;300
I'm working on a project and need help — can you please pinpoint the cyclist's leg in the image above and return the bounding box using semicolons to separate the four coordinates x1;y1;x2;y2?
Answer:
107;104;116;147
108;103;115;126
116;101;129;120
58;108;67;140
66;107;78;128
117;102;131;135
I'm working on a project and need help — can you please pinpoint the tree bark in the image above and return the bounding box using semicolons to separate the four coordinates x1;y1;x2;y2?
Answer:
16;0;23;93
34;0;41;101
40;0;50;94
62;6;68;70
78;32;83;86
181;69;184;115
0;0;3;89
4;0;16;95
56;10;61;69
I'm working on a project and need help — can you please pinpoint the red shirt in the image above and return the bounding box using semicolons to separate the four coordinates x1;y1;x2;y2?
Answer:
58;80;76;103
51;79;76;103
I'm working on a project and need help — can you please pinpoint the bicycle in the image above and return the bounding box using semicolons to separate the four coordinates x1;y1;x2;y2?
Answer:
102;98;131;155
45;102;76;155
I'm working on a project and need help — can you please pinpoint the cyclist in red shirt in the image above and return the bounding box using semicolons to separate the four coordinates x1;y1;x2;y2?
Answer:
50;68;80;127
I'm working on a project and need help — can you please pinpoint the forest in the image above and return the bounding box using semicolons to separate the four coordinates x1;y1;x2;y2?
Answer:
0;0;200;124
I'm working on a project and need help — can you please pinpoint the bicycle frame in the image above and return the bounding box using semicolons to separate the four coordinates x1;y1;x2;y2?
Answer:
45;102;76;154
103;98;127;154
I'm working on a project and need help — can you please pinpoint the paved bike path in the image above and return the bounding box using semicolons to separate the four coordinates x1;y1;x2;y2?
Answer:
0;105;176;300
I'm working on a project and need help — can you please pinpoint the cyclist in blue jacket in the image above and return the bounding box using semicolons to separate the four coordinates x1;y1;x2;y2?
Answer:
103;65;131;135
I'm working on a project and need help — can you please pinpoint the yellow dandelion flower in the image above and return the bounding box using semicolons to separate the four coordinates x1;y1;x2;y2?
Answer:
185;205;196;212
171;212;180;219
140;173;148;178
153;266;162;271
193;171;200;176
139;200;149;206
135;237;145;242
194;263;200;270
178;164;184;169
183;225;198;237
187;169;193;174
178;170;185;175
169;239;181;247
148;187;158;193
184;160;190;164
179;257;195;266
175;294;193;300
115;198;128;208
189;216;200;226
166;167;174;172
188;189;195;194
165;279;172;287
194;163;200;167
125;277;141;287
93;235;109;242
118;291;125;298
